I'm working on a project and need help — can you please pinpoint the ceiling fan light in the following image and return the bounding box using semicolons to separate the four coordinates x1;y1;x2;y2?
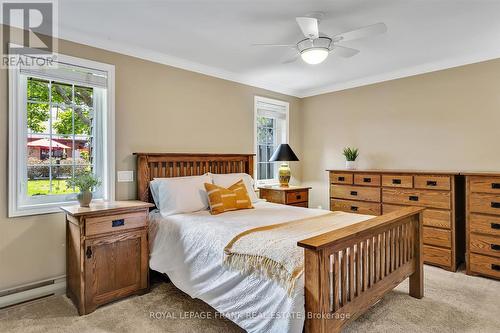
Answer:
300;48;329;64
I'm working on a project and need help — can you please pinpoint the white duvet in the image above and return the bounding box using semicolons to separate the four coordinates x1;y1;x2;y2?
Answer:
149;202;366;333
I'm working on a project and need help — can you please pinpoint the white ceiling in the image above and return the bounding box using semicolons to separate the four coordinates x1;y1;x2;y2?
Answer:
58;0;500;97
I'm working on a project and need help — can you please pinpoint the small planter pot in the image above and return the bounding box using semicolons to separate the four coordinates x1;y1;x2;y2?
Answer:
345;160;357;170
77;191;93;207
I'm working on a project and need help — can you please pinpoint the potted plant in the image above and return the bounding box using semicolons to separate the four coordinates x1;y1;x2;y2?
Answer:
343;147;359;170
67;170;101;207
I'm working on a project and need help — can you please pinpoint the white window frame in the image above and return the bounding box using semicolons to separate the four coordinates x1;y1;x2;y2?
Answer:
8;52;115;217
253;96;289;186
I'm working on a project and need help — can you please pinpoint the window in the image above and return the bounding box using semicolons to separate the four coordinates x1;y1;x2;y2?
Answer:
254;96;289;185
9;53;115;217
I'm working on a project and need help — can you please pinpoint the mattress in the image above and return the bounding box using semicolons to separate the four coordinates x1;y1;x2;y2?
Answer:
148;201;371;333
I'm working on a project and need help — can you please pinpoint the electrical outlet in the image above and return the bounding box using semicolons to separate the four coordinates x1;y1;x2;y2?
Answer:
117;171;134;182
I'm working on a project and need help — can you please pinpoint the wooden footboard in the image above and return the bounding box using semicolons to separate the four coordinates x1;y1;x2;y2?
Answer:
298;206;424;333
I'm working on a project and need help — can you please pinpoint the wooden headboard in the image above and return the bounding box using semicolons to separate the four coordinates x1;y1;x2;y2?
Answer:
134;153;254;204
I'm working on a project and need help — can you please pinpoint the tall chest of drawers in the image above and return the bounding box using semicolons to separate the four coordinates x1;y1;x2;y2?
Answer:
328;170;464;271
464;173;500;279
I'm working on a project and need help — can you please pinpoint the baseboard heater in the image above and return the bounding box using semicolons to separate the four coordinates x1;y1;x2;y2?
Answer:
0;276;66;309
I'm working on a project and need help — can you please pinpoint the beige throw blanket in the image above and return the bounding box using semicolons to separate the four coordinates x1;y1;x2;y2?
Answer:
223;211;373;295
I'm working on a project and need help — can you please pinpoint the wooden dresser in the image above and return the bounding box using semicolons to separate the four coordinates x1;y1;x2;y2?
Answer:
62;201;154;315
258;185;311;207
328;170;464;271
464;173;500;279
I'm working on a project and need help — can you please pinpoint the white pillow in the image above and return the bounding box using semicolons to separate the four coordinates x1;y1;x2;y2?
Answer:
151;174;211;216
210;173;260;203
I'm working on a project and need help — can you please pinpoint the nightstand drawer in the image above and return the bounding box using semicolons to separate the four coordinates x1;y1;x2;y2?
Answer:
290;201;308;208
286;190;308;204
86;211;148;236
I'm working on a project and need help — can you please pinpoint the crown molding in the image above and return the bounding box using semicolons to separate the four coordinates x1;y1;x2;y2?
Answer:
59;27;500;99
297;49;500;98
58;27;302;98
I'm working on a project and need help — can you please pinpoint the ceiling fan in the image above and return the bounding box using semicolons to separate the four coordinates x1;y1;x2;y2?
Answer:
253;14;387;65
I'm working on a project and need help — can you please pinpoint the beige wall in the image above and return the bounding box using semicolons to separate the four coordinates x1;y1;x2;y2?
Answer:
301;58;500;209
0;30;302;290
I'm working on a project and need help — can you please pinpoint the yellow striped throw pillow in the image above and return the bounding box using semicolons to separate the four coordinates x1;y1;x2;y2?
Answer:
204;179;254;215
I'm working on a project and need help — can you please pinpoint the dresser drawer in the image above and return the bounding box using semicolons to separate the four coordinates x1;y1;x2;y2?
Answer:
423;227;451;248
331;199;381;215
353;174;381;187
469;213;500;237
423;245;452;268
383;204;451;229
382;175;413;188
469;193;500;215
330;172;353;185
286;190;308;204
85;211;148;236
331;185;381;202
414;175;451;191
469;176;500;194
469;253;500;279
469;233;500;258
383;188;451;210
289;201;308;208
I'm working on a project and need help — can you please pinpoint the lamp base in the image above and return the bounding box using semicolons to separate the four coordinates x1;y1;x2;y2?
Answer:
278;163;291;187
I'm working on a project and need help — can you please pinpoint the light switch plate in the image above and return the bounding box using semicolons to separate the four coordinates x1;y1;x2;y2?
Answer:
117;171;134;182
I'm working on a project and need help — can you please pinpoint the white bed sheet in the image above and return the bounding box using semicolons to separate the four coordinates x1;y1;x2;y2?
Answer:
149;202;370;333
149;202;328;333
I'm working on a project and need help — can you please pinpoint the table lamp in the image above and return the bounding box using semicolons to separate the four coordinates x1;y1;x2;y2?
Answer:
269;144;299;187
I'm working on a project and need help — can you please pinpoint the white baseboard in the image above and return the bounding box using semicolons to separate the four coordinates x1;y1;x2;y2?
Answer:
0;276;66;309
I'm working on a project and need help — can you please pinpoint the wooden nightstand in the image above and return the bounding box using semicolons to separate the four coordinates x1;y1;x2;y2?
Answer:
62;200;154;315
258;185;312;208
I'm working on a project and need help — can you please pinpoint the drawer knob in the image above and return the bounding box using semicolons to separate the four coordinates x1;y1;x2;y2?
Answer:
426;180;437;186
409;195;419;202
86;246;92;259
350;206;358;212
492;183;500;189
296;194;301;200
363;178;371;183
112;219;125;227
491;202;500;209
491;223;500;230
392;179;401;185
350;191;358;196
491;244;500;251
492;264;500;271
338;176;345;181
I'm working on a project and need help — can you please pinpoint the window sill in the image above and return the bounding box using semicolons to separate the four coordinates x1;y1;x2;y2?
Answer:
9;198;105;218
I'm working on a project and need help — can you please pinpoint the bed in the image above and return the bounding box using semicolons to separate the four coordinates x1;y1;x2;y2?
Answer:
135;153;424;333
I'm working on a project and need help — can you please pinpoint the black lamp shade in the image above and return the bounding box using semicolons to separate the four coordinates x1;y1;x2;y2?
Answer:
269;144;299;162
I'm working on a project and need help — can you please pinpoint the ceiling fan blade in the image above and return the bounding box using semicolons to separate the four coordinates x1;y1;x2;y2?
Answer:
332;22;387;42
252;43;297;48
282;55;299;64
296;17;319;39
331;45;360;58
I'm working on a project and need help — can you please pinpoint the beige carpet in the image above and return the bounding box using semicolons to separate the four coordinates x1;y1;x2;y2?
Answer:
1;266;499;333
